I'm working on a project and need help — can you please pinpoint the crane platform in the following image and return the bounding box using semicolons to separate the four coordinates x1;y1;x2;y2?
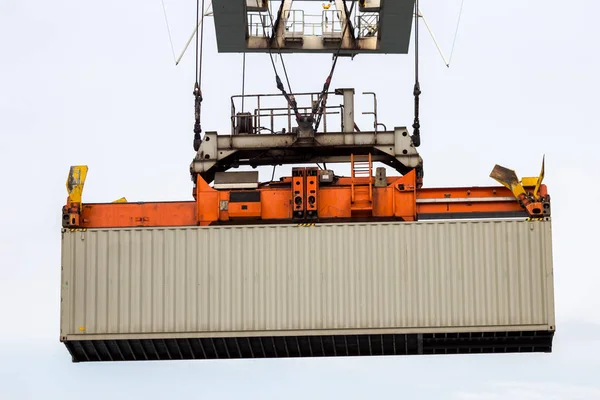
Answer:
213;0;415;55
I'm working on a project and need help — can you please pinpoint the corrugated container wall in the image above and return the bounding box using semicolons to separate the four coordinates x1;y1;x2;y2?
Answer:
60;219;555;362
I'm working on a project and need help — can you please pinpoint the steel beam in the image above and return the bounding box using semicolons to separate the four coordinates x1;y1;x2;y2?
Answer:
338;88;355;133
190;127;422;183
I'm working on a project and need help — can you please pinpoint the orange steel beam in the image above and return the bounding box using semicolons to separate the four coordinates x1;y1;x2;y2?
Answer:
77;202;197;228
70;170;548;229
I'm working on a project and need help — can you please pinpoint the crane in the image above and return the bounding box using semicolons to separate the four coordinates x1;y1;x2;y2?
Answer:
62;0;550;229
59;1;555;362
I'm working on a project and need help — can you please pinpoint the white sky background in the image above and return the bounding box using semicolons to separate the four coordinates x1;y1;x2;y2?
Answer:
1;0;600;398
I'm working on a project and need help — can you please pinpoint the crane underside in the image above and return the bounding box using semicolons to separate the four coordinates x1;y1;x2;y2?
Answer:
213;0;414;55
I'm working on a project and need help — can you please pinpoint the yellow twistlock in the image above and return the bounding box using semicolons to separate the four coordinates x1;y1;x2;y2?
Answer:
489;156;545;201
66;166;88;204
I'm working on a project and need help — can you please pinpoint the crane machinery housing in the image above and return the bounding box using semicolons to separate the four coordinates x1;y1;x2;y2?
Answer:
59;0;555;362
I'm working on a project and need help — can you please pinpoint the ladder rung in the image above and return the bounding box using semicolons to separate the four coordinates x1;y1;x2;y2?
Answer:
351;153;373;206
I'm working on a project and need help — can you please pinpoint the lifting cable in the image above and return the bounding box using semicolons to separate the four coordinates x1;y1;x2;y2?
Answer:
412;0;421;147
448;0;465;66
260;1;302;122
275;0;295;95
417;1;465;68
160;0;177;63
193;0;206;152
241;53;246;112
311;0;356;133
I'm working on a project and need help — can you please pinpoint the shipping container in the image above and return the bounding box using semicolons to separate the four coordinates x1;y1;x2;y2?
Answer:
60;219;555;362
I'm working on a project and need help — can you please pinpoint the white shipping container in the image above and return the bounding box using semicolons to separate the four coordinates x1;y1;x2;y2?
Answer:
60;219;555;362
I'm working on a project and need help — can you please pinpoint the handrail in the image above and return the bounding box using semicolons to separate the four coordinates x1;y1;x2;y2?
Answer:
230;91;348;135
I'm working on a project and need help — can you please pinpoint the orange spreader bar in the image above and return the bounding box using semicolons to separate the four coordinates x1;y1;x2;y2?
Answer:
71;169;545;229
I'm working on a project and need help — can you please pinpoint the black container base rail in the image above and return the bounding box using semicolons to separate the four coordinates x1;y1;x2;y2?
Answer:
64;330;554;362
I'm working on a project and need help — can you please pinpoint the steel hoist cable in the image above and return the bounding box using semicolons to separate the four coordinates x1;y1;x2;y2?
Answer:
311;0;356;133
448;0;465;66
193;0;206;152
241;53;246;112
160;0;177;63
260;1;302;123
412;0;421;147
276;0;294;95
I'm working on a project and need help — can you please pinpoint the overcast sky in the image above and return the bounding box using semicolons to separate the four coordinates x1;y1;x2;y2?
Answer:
1;0;600;399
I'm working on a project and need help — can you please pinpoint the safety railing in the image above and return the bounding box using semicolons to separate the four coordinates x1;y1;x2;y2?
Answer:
322;10;344;39
251;9;350;40
362;92;386;132
284;10;335;37
247;12;274;37
283;10;305;40
230;92;345;135
355;12;379;38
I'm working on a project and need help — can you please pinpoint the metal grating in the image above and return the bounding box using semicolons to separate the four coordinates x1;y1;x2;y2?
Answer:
64;331;554;362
